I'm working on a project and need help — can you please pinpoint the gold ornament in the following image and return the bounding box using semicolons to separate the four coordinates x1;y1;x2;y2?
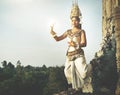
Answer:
70;0;82;19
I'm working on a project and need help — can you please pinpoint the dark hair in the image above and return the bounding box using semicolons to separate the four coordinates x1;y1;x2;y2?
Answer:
79;23;82;29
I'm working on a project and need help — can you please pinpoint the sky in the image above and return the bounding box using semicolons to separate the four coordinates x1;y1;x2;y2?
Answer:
0;0;102;67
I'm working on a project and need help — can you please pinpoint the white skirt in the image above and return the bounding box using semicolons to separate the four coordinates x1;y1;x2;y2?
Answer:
64;54;93;92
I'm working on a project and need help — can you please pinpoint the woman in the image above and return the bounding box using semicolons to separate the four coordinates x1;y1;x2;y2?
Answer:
50;16;92;94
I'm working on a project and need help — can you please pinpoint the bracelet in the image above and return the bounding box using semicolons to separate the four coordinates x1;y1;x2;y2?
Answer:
52;34;57;38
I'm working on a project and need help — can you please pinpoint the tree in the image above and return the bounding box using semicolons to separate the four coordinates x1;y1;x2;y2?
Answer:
43;66;67;95
1;60;7;68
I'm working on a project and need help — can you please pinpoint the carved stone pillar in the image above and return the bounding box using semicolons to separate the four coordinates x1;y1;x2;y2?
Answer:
113;6;120;95
102;0;120;94
102;0;114;38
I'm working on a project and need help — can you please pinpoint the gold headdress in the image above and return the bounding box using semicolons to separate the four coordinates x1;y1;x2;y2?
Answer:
70;0;82;19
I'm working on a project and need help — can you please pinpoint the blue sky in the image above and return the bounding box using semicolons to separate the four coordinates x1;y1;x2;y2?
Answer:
0;0;102;67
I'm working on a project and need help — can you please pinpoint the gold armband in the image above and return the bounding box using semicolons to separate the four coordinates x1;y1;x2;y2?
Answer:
51;34;57;38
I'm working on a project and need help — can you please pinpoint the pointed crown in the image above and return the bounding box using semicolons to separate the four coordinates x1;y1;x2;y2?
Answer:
70;0;82;19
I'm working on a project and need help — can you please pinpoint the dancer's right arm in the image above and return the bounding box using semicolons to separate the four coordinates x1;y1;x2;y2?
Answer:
50;26;67;41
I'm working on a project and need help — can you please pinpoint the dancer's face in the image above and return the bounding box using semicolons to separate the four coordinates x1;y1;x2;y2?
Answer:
71;17;80;27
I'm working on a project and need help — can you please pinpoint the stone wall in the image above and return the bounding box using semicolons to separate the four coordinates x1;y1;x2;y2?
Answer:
102;0;120;94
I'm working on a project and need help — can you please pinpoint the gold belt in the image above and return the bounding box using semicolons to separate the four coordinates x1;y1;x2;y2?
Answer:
67;49;83;56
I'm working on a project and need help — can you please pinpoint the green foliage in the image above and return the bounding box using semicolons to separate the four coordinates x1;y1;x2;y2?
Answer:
43;66;68;95
0;61;68;95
